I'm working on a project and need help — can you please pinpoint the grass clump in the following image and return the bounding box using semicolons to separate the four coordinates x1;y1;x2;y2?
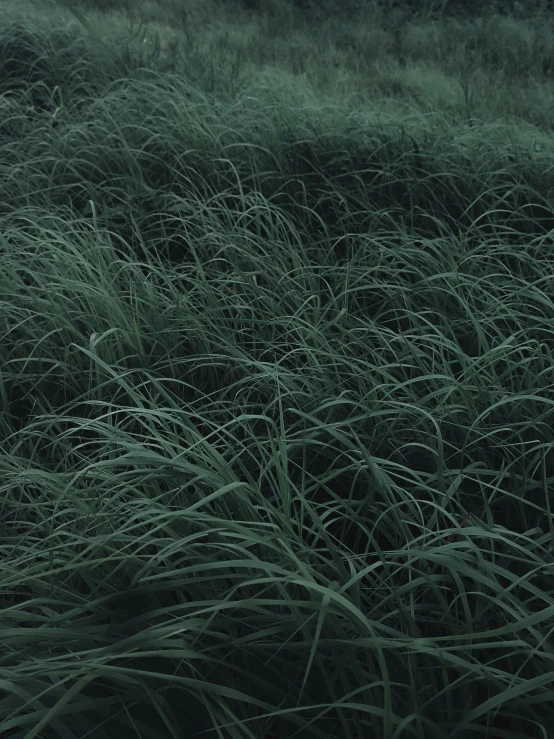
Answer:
1;1;554;737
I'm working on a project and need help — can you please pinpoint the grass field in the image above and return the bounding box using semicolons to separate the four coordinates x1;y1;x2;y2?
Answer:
1;1;554;737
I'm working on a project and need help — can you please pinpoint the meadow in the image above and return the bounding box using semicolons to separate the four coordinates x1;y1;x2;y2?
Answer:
1;0;554;736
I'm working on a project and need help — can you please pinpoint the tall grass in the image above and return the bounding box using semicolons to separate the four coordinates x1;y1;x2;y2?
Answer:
1;2;554;737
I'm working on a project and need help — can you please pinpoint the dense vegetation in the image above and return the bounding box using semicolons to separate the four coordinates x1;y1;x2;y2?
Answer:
1;0;554;737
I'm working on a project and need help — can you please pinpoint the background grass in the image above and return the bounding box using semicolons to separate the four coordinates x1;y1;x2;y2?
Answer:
1;0;554;737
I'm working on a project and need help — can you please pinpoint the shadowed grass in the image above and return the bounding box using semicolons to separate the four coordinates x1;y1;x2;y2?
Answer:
1;3;554;738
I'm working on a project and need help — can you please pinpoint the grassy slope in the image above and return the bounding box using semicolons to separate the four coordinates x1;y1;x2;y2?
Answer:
1;1;554;737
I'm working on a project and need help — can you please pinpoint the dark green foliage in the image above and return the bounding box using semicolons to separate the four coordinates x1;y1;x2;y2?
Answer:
1;2;554;738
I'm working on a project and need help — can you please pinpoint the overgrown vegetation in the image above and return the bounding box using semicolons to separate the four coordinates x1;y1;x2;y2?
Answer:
1;0;554;737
